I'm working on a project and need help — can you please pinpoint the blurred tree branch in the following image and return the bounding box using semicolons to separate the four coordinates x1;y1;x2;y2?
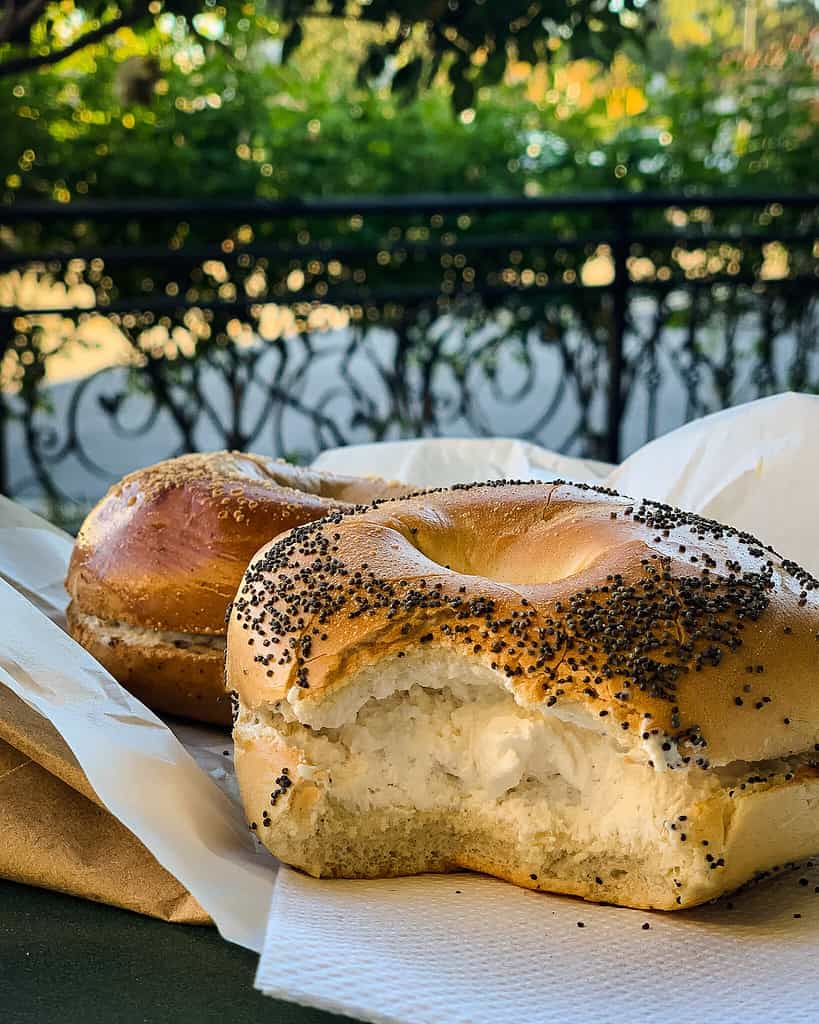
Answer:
0;2;150;78
0;1;656;108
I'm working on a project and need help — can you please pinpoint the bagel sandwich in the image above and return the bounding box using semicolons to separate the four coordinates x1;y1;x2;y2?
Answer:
228;479;819;910
65;451;410;725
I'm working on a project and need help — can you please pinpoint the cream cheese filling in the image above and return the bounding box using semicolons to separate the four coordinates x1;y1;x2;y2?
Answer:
251;650;818;888
74;610;226;652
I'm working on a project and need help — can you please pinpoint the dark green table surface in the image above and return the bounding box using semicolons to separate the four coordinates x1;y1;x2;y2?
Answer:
0;879;351;1024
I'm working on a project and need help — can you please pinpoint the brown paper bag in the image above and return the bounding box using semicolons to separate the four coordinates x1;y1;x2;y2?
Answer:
0;682;210;924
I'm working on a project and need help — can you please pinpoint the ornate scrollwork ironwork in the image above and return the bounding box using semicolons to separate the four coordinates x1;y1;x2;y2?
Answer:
1;194;816;528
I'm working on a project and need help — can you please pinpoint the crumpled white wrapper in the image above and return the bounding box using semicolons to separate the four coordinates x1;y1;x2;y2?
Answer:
0;392;817;1013
607;391;819;576
314;437;613;489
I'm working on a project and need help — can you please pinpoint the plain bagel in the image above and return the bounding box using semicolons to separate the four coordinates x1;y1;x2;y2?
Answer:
228;479;819;910
66;451;410;725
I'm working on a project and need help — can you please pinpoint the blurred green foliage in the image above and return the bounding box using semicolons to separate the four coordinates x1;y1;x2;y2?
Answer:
0;3;816;208
0;1;654;111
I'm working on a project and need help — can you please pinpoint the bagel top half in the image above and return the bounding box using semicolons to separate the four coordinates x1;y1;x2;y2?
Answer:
228;479;819;769
66;451;409;635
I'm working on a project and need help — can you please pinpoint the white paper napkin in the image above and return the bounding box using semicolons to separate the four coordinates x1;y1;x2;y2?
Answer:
258;865;819;1024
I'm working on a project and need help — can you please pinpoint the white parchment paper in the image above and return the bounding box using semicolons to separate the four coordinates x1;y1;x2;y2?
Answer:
608;391;819;576
314;437;613;488
0;499;275;951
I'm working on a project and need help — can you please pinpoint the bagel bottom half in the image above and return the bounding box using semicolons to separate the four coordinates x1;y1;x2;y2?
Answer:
66;605;230;726
233;648;819;911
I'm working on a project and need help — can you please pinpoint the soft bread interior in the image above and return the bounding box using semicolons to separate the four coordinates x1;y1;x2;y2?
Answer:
235;649;819;910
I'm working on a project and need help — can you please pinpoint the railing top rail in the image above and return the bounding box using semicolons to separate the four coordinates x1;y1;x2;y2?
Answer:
2;192;818;222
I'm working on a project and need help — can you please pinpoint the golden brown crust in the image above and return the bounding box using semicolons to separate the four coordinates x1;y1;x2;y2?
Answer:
66;602;231;725
66;451;409;635
228;480;819;766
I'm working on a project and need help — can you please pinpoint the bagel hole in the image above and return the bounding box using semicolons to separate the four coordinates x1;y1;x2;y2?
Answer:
411;518;607;585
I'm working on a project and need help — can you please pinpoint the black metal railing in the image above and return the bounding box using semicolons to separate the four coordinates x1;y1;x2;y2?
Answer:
1;192;817;526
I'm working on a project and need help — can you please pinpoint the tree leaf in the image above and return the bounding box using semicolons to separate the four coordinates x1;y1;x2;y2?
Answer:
451;76;475;113
392;56;423;101
356;43;387;87
281;21;304;64
479;46;507;88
